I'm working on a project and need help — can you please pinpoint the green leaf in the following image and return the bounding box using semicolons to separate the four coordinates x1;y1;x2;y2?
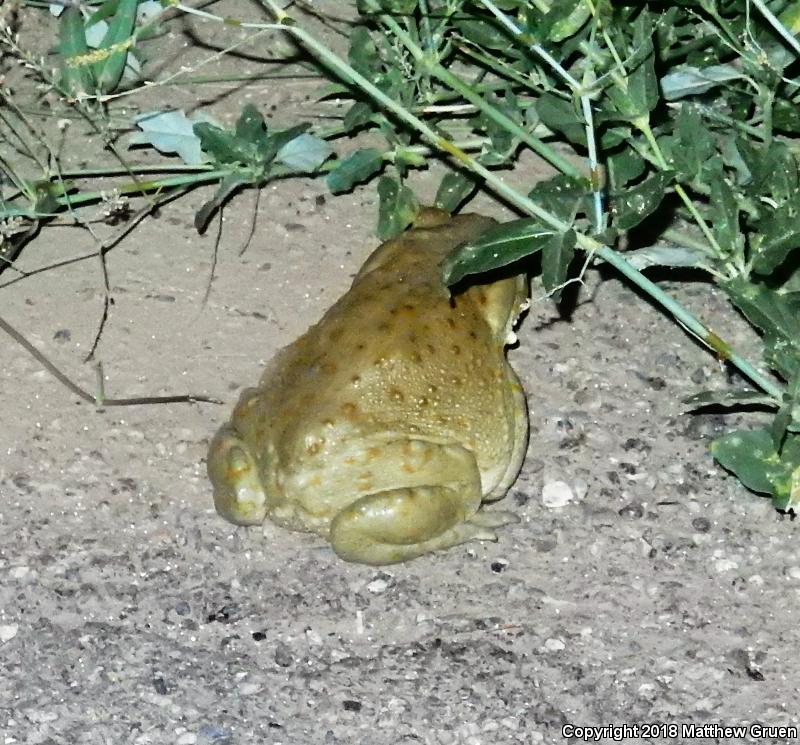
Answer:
394;147;426;169
234;104;269;149
86;0;121;26
348;27;382;86
711;429;800;509
773;99;800;134
752;196;800;275
128;110;210;165
623;244;713;272
660;63;742;100
58;7;95;97
610;171;673;230
708;172;740;255
442;218;558;286
193;122;256;167
544;0;592;42
194;173;251;233
193;116;308;171
671;105;716;180
772;372;800;450
606;149;646;190
723;277;800;380
711;429;784;495
454;19;510;50
528;174;590;223
606;13;659;120
357;0;418;13
93;0;138;94
343;101;374;133
276;134;333;172
434;172;478;213
537;94;585;146
541;230;577;300
719;137;751;185
327;148;383;194
474;90;518;164
259;124;311;167
377;176;418;240
683;389;778;410
736;140;798;203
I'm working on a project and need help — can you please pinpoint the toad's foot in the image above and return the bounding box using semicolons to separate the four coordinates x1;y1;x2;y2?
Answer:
329;478;515;565
468;509;520;531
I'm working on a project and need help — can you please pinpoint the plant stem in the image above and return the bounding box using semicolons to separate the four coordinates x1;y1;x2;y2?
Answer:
375;11;584;179
478;0;603;228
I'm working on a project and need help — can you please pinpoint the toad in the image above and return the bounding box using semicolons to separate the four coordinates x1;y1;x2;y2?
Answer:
207;208;529;564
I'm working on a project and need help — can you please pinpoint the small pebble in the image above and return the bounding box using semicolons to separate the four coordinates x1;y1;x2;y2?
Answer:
238;681;262;696
198;724;232;744
692;517;711;532
541;481;574;509
715;558;739;572
367;578;389;594
0;624;19;643
573;478;589;500
543;638;565;652
176;733;197;745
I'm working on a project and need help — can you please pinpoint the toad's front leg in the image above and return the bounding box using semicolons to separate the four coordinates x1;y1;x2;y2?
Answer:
328;442;516;565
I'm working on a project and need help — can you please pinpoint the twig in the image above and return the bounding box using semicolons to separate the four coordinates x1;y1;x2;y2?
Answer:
203;201;225;306
238;187;261;256
0;313;220;406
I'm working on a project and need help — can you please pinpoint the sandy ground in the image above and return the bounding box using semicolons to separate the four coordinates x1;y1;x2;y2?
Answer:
1;4;799;745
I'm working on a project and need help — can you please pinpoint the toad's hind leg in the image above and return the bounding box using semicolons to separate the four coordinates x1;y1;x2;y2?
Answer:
328;443;516;565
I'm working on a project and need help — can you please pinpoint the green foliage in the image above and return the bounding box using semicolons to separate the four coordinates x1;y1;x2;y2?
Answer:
327;149;384;193
58;7;94;98
434;173;478;214
712;429;800;509
443;219;563;285
189;105;331;230
377;176;418;240
57;0;145;97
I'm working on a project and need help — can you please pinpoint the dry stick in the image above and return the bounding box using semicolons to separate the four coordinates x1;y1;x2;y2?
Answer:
85;243;113;362
202;202;226;307
0;314;220;406
238;188;261;256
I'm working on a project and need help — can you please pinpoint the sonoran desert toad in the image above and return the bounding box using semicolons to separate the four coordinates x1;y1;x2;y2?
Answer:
207;209;529;564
